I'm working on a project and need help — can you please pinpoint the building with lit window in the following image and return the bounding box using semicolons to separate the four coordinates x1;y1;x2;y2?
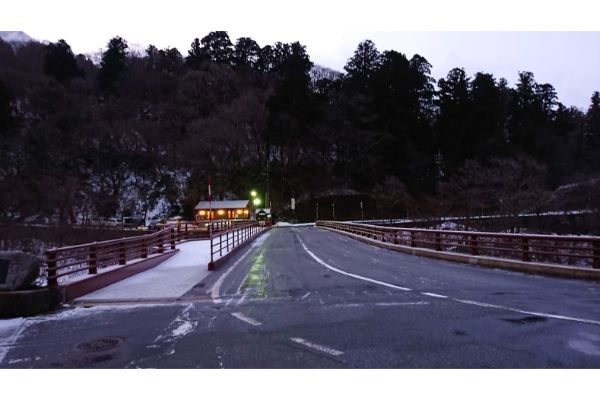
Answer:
194;200;250;221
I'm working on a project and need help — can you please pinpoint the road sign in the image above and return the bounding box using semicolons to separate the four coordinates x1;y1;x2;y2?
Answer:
291;198;295;210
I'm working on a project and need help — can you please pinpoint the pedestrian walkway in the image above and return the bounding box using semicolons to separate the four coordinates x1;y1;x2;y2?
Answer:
76;240;213;302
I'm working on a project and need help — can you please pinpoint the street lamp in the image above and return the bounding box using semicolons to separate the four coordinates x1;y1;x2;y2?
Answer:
253;197;261;207
250;190;257;198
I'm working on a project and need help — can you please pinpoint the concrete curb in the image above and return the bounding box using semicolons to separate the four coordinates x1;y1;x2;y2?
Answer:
208;228;270;271
320;227;600;281
63;250;180;301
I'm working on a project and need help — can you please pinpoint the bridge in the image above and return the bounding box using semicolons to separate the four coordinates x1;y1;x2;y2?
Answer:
1;222;600;367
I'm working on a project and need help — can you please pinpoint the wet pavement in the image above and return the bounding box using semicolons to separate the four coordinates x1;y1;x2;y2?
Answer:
2;227;600;368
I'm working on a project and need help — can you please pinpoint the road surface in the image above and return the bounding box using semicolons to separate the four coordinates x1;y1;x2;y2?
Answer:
2;226;600;368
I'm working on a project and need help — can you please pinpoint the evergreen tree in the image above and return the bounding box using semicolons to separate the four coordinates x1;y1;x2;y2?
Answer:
233;37;260;69
98;36;128;93
344;40;381;91
43;39;83;83
200;31;234;64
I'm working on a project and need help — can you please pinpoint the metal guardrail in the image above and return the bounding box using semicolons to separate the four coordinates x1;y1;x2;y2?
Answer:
43;219;247;286
45;226;177;287
208;222;265;270
317;221;600;269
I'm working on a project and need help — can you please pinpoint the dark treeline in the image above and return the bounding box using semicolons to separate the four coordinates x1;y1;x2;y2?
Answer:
1;32;599;224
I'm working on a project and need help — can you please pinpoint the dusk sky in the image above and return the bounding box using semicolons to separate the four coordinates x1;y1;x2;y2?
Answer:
3;1;600;109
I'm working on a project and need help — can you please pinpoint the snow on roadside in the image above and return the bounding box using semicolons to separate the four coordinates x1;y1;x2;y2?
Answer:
0;318;25;364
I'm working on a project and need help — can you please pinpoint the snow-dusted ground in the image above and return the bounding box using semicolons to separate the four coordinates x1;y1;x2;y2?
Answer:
0;318;25;364
76;230;272;302
348;209;594;226
77;240;215;301
275;222;315;227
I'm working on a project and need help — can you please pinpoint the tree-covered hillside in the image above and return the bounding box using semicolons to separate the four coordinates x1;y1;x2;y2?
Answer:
1;32;599;223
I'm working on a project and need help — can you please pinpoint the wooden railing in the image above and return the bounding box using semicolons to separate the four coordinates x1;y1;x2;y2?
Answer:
45;226;177;287
209;222;265;270
42;219;266;287
317;221;600;269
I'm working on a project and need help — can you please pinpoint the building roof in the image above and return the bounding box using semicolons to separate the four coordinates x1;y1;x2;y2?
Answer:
195;200;249;210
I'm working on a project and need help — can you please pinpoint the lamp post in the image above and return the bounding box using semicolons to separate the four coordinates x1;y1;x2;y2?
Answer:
332;202;335;221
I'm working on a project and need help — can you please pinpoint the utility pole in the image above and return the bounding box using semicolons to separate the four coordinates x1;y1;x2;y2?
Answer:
316;202;319;222
435;150;445;222
360;201;364;222
332;202;335;221
208;175;213;263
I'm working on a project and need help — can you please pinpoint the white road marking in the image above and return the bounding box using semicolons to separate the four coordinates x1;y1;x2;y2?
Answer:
298;236;411;291
231;312;262;326
236;292;248;306
300;292;311;300
421;292;448;299
290;337;344;357
210;246;256;304
300;230;600;327
374;301;429;306
454;299;600;326
331;301;429;308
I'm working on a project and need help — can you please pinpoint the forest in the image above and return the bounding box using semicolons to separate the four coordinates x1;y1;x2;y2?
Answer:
1;31;599;224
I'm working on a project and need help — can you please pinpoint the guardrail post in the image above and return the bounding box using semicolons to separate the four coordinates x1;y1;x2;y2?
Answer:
410;232;416;247
393;233;399;244
470;235;478;255
46;250;57;288
435;232;442;251
89;245;97;274
593;240;599;269
158;235;164;254
219;234;223;256
141;238;148;258
170;228;176;250
119;242;126;265
522;238;530;262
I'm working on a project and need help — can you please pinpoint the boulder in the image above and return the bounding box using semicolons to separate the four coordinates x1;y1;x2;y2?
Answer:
0;251;41;291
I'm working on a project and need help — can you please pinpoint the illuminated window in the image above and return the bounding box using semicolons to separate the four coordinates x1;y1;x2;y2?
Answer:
199;210;206;216
236;209;242;214
217;210;225;216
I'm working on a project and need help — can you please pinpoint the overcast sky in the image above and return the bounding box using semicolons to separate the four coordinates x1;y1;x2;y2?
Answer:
3;1;600;109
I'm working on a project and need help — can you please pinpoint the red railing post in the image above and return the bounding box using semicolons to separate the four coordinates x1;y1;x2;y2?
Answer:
141;238;148;258
219;233;223;256
410;231;416;247
158;234;164;254
119;242;126;265
170;228;176;250
89;245;98;274
46;250;58;287
435;232;442;251
470;235;478;255
522;238;530;262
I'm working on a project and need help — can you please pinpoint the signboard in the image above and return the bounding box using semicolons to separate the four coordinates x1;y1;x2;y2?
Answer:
291;198;295;210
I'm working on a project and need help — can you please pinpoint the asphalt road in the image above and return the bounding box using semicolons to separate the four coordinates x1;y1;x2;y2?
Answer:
2;226;600;368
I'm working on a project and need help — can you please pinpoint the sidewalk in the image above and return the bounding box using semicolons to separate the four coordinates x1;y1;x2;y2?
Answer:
76;240;214;302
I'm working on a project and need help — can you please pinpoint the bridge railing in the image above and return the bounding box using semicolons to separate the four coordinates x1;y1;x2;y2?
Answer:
45;226;177;287
209;222;264;270
317;221;600;269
